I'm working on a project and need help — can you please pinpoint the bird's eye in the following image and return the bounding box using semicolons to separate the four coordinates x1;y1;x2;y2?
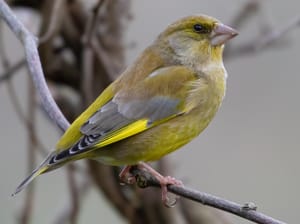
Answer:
194;23;204;33
193;24;206;33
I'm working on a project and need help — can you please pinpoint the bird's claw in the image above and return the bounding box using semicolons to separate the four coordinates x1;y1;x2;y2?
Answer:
160;176;183;207
119;176;135;185
163;193;178;208
119;164;184;207
119;165;136;185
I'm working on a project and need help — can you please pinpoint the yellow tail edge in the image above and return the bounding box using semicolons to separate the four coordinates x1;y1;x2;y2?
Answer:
12;152;53;196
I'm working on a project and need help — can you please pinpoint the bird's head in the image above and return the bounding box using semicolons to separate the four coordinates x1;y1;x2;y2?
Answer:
156;15;238;67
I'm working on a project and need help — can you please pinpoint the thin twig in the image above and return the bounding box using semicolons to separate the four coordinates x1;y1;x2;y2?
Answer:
256;16;300;48
18;78;37;224
230;0;260;29
87;162;135;221
91;38;116;79
0;0;70;131
82;0;116;81
81;0;106;103
82;0;105;44
130;168;286;224
39;0;65;44
227;16;300;58
0;59;26;83
6;80;49;156
66;165;79;224
53;177;91;224
82;41;94;104
0;21;9;67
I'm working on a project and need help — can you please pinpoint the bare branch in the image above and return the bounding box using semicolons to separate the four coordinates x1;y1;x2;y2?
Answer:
0;0;70;131
6;76;49;156
87;162;135;221
230;0;260;29
0;21;9;67
81;0;105;104
226;15;300;58
82;0;116;85
66;165;80;224
53;176;91;224
82;0;105;45
82;47;94;103
18;78;37;224
256;16;300;49
0;59;26;83
39;0;65;44
91;38;118;80
130;167;286;224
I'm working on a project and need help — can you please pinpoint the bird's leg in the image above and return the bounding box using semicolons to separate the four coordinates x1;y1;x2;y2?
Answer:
119;165;136;184
119;162;183;207
137;162;183;207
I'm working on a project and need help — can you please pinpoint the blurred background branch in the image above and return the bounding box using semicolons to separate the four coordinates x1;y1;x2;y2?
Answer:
0;0;299;223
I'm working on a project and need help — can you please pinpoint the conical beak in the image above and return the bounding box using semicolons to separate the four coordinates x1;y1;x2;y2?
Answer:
210;23;238;46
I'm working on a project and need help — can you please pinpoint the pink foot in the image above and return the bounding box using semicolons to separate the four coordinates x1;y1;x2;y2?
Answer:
119;165;135;185
137;162;183;207
119;163;183;207
157;175;183;207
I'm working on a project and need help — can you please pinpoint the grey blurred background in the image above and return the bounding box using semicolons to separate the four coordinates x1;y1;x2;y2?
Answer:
1;0;300;223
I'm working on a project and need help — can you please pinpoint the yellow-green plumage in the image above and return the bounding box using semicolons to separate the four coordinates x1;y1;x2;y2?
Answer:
14;15;237;195
91;65;226;165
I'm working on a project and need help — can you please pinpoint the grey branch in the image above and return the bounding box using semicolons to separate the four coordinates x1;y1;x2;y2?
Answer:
130;167;286;224
0;0;70;131
53;176;91;224
0;59;26;83
0;1;287;224
226;15;300;58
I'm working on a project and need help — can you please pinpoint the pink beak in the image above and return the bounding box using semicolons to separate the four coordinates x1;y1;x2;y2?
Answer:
210;23;238;46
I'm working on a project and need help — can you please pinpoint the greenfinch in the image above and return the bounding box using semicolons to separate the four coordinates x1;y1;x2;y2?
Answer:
14;15;238;205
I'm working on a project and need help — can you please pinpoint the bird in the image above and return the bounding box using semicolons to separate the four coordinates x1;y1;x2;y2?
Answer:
13;14;238;206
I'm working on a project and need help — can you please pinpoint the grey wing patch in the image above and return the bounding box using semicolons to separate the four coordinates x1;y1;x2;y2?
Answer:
80;101;134;136
77;96;180;149
115;96;180;124
81;96;180;136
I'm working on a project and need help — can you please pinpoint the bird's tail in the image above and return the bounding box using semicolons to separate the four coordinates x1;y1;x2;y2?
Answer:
12;151;55;196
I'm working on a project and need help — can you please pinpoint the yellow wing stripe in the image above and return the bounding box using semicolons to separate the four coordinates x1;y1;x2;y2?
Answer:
56;85;114;150
95;114;179;148
96;119;149;148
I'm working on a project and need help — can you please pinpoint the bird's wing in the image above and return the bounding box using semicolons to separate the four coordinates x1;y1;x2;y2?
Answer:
80;66;197;146
52;66;200;163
